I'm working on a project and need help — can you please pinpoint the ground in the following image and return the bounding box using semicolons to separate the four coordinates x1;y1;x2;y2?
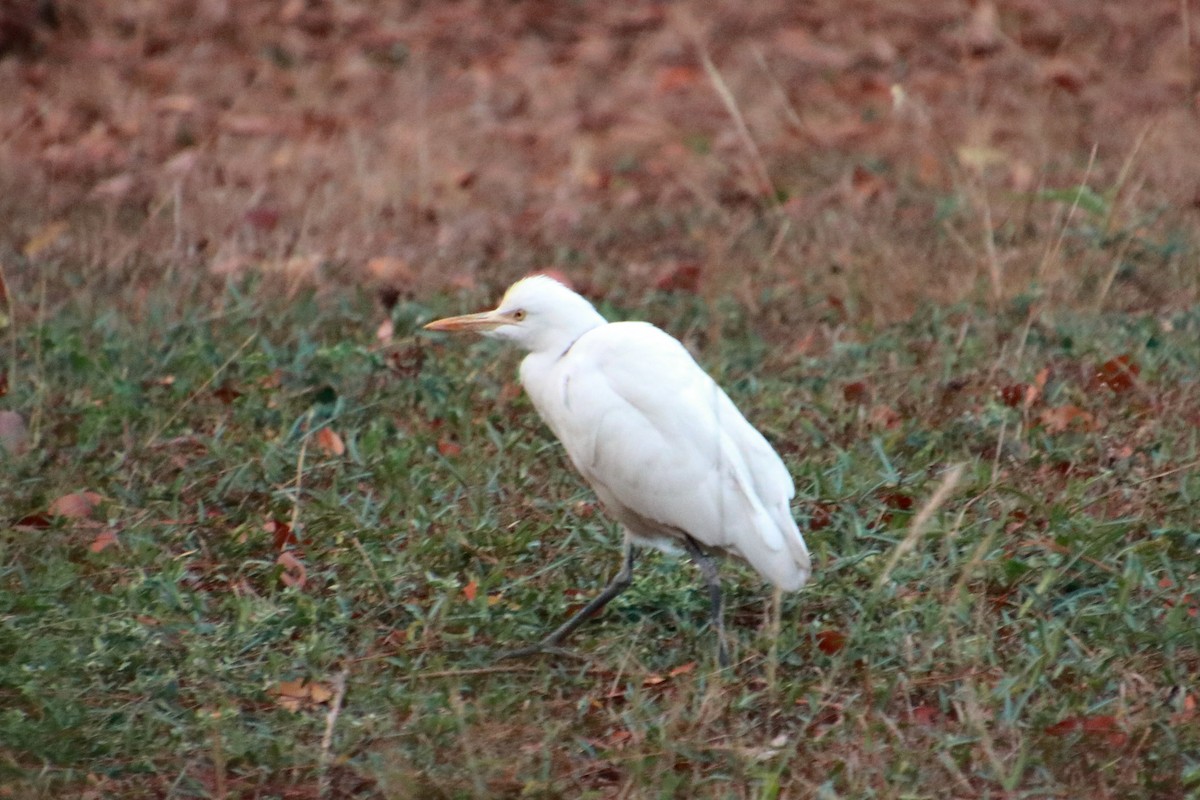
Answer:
1;1;1199;797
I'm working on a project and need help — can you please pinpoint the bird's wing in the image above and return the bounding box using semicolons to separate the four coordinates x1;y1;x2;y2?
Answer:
542;322;809;590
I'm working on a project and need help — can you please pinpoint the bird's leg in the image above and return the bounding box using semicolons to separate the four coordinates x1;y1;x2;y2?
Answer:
682;537;730;668
497;536;637;661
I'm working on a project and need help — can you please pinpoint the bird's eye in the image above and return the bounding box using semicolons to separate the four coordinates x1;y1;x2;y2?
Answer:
512;309;527;321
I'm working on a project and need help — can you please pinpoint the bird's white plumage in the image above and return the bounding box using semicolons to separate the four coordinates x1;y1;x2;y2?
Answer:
439;275;811;592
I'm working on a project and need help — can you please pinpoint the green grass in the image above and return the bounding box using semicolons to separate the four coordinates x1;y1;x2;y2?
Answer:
2;280;1199;798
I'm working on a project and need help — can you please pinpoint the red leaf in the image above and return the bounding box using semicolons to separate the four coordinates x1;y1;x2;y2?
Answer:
89;530;119;553
1039;405;1095;434
998;384;1024;407
654;262;702;293
912;705;939;725
437;438;462;457
805;502;835;531
842;381;870;404
815;629;846;654
1045;714;1126;746
265;519;297;551
244;206;281;232
213;383;241;405
463;580;478;601
1094;355;1139;393
880;491;914;511
826;295;847;321
315;427;345;456
16;513;53;529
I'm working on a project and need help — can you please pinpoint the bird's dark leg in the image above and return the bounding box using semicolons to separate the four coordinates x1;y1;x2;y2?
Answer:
497;536;637;661
681;536;729;668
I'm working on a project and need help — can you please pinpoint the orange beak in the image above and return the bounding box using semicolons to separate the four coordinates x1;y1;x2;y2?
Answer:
423;310;505;333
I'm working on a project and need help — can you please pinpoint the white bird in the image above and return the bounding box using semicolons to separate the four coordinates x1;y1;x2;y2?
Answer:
424;276;811;665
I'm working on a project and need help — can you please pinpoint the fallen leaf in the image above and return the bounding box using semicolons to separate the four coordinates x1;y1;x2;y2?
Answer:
265;519;297;550
880;491;914;511
654;261;702;293
49;491;102;519
0;409;28;454
912;705;940;725
815;629;846;654
868;404;902;429
273;678;334;712
213;383;242;404
437;438;462;457
277;551;307;588
1039;405;1095;434
1093;355;1139;393
88;530;119;553
244;206;281;232
366;256;414;284
462;580;478;601
842;381;870;404
998;383;1024;408
1044;714;1126;747
668;662;696;678
849;164;888;206
315;426;345;456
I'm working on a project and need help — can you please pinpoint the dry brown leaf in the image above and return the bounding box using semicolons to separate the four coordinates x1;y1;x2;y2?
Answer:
49;491;102;519
315;426;345;456
868;404;902;429
0;410;28;454
273;678;334;712
89;530;120;553
1039;405;1096;434
277;551;307;588
367;256;415;284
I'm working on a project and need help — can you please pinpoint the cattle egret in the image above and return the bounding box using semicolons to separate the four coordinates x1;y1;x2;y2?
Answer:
424;276;811;666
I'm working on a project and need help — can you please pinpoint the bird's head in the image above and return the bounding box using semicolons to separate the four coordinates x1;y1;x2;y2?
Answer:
424;275;607;353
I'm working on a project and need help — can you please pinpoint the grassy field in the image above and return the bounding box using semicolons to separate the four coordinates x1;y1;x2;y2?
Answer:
2;270;1198;798
2;2;1199;796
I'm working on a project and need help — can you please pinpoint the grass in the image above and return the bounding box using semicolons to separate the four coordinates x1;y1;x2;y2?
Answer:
1;273;1198;798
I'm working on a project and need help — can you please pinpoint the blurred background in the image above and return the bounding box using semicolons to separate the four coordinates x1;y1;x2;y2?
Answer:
1;0;1197;319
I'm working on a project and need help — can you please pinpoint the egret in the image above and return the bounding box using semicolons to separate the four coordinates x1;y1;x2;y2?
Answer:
424;276;810;666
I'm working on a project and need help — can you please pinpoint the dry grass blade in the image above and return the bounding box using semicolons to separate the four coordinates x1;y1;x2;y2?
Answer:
874;463;967;589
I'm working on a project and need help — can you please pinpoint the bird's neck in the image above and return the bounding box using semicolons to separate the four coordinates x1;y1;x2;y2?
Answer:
529;312;606;358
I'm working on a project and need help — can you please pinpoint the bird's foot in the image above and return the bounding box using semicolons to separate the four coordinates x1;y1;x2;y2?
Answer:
495;642;589;662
